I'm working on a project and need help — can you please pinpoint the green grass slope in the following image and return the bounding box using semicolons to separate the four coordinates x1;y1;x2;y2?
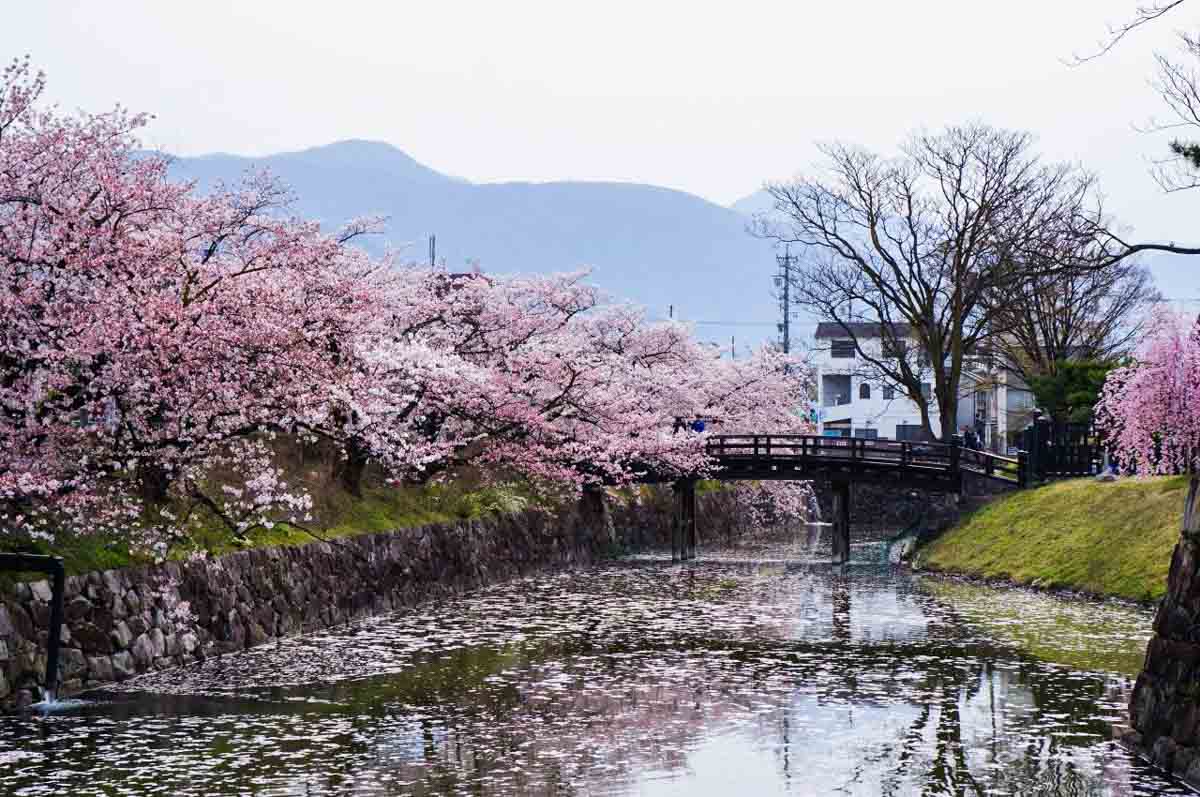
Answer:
916;476;1189;602
1;478;541;583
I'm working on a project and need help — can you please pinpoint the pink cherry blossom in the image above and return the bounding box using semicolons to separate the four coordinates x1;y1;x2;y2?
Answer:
0;59;814;551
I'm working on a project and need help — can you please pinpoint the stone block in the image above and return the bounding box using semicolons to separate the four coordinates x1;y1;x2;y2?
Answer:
65;596;93;622
130;634;153;670
111;652;135;680
62;648;86;680
1176;746;1197;777
0;605;13;637
101;570;123;595
87;655;114;683
28;580;51;603
1154;736;1180;770
246;622;269;647
72;623;113;655
8;609;34;643
0;669;7;699
149;628;166;658
110;621;133;650
128;613;149;637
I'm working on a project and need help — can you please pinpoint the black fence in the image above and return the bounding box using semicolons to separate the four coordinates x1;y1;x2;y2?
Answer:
1022;420;1102;481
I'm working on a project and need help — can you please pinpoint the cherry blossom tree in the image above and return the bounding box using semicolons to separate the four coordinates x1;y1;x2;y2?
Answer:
0;57;383;550
0;58;816;554
1096;310;1200;476
1096;309;1200;534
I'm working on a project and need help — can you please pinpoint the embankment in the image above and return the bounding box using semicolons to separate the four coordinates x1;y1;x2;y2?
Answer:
0;488;741;709
914;475;1188;603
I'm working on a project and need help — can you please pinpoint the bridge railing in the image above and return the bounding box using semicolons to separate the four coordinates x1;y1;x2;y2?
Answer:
704;434;961;471
960;447;1021;483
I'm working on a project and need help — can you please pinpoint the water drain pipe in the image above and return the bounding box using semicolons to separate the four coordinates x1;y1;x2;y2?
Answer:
0;554;65;702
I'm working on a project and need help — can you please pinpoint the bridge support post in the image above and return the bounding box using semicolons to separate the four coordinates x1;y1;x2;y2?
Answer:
831;480;851;564
673;479;697;561
683;478;697;559
671;486;681;562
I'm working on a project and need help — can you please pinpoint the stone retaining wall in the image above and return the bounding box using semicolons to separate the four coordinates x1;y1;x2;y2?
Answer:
0;506;610;710
0;489;747;710
1122;476;1200;788
814;483;961;537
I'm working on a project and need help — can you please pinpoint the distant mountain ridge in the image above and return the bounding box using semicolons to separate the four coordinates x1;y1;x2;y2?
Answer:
164;140;780;347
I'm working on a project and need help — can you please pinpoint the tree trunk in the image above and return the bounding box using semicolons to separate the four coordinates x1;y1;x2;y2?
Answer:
138;462;171;505
1126;475;1200;782
337;439;370;498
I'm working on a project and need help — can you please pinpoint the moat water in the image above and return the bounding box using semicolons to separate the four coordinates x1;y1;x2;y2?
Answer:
0;532;1190;796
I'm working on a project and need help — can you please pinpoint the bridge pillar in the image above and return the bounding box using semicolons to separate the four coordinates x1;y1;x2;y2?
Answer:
673;479;698;561
684;479;698;559
831;480;851;564
671;486;681;562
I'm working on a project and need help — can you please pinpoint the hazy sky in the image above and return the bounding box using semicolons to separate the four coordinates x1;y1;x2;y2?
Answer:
7;1;1200;295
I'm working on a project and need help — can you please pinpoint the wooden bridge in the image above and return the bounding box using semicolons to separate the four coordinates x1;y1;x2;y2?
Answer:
665;434;1025;565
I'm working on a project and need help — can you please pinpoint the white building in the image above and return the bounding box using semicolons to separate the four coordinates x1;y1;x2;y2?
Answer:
810;323;1035;451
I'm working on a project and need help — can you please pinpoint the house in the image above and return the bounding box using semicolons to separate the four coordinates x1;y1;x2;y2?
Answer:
810;323;1036;451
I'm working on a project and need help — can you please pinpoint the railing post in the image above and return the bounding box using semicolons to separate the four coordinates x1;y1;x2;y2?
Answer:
0;554;65;702
949;436;961;473
47;561;64;700
1018;451;1028;488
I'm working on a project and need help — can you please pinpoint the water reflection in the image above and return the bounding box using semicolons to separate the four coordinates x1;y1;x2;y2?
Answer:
0;535;1187;796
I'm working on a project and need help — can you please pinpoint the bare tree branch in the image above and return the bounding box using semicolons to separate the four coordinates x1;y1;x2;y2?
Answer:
1070;1;1188;63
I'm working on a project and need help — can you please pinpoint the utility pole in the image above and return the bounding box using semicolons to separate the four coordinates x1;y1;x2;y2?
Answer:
668;304;674;320
731;335;736;360
429;234;436;267
776;245;796;354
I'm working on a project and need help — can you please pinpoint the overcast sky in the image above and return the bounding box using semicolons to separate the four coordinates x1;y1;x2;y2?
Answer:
7;0;1200;296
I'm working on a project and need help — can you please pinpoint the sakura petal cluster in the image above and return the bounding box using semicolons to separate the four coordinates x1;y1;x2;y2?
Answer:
1096;309;1200;475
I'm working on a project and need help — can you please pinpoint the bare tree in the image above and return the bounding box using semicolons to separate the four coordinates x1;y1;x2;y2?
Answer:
754;124;1128;441
1076;2;1200;190
1072;1;1188;62
991;251;1160;381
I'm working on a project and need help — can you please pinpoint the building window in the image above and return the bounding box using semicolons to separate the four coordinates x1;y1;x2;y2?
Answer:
920;382;932;399
883;384;895;401
859;383;871;400
853;428;879;439
830;339;855;358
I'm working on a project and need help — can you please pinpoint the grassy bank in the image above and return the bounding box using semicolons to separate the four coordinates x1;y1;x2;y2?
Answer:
1;478;542;582
915;475;1189;603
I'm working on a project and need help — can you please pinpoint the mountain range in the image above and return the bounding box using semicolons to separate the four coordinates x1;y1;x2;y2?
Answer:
165;140;781;349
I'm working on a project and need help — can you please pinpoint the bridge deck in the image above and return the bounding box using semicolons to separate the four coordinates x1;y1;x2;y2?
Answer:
703;435;1021;492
